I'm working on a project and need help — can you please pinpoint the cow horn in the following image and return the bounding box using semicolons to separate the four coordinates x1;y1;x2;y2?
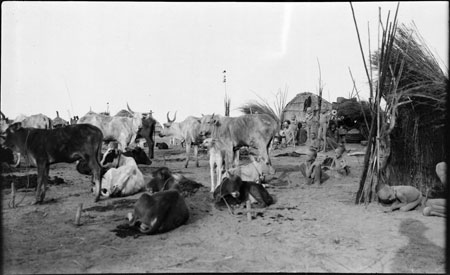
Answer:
0;111;5;120
167;111;177;123
127;103;134;114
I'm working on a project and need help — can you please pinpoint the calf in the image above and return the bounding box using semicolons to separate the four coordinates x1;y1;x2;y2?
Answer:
1;123;103;204
202;137;231;193
99;146;146;197
214;174;274;210
124;147;152;165
146;167;203;197
127;191;189;234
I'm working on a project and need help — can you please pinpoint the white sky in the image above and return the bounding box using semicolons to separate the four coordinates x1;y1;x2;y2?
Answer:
1;2;448;124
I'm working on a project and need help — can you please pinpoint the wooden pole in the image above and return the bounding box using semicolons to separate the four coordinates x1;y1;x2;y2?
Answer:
10;182;16;208
246;200;252;221
75;203;83;226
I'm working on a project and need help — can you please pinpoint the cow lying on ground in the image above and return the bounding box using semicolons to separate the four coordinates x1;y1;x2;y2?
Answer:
156;142;169;150
423;162;446;217
99;144;146;197
1;123;103;203
378;185;423;212
76;146;151;176
147;167;203;196
127;190;190;235
214;174;274;210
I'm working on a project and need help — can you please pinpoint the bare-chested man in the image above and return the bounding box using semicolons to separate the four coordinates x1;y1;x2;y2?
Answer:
318;108;330;152
299;148;328;185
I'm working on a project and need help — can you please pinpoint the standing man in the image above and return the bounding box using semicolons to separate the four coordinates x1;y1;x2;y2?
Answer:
318;107;331;152
305;107;314;144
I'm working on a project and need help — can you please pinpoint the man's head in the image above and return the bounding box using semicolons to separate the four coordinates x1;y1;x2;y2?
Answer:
335;146;345;158
306;148;317;161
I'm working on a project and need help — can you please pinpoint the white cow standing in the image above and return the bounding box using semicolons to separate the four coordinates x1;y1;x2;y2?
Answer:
100;144;146;197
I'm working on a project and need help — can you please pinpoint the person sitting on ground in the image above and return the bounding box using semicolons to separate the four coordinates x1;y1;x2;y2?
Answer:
338;124;347;144
422;161;446;217
299;148;329;185
324;122;339;151
330;145;350;178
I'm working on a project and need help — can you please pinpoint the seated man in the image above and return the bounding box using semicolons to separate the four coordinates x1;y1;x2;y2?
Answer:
330;145;350;178
299;148;329;185
422;162;446;217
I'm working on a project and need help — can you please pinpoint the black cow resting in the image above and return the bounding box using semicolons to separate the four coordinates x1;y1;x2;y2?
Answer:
2;123;103;204
213;174;274;210
127;191;189;235
156;142;169;150
147;167;203;196
76;146;151;176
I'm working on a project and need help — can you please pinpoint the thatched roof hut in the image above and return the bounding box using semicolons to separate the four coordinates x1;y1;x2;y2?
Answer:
53;111;68;128
282;92;332;122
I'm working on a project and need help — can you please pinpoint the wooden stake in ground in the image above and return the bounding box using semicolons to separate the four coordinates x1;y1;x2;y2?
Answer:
10;182;16;208
75;203;83;226
246;200;252;221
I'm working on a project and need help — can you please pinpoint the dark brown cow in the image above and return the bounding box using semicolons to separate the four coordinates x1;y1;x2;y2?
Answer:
127;191;189;235
115;105;156;159
199;113;279;168
2;123;103;204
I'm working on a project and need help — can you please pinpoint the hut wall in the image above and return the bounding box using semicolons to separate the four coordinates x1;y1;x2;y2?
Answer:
282;92;332;123
386;105;446;197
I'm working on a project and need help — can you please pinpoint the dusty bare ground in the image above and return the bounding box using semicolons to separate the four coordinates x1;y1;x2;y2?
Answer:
2;142;446;273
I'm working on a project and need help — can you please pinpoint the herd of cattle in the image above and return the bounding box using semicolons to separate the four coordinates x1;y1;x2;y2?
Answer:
0;106;280;234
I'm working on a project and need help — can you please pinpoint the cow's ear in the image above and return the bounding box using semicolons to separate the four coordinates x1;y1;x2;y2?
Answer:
197;119;201;124
9;122;22;132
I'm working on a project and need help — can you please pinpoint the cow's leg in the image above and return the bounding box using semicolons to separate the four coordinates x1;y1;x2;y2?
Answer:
184;142;191;168
209;156;215;192
233;149;240;168
35;162;49;203
194;145;199;167
87;148;102;202
216;155;223;191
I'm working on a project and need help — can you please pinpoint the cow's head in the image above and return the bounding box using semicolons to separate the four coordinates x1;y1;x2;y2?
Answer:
130;147;152;165
101;143;121;168
214;174;243;201
126;103;145;130
2;123;23;151
199;113;220;138
159;111;177;137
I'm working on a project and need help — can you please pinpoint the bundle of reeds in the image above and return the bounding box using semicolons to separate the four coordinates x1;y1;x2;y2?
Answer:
238;87;288;125
352;3;448;204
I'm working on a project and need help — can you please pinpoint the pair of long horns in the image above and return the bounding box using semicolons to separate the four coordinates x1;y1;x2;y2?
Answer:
167;111;177;123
